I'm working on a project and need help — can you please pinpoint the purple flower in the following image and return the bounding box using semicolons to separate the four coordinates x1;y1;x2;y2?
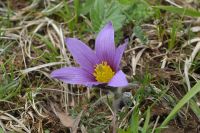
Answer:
51;22;128;87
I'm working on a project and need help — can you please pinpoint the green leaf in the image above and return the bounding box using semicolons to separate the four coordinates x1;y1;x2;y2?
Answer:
157;81;200;132
118;0;134;5
80;0;95;15
124;0;153;24
153;6;200;17
90;0;126;32
117;128;127;133
133;25;148;44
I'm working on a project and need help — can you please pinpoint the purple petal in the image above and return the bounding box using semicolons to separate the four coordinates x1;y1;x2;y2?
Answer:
66;38;99;73
95;22;115;67
113;39;128;71
51;67;99;86
108;70;128;87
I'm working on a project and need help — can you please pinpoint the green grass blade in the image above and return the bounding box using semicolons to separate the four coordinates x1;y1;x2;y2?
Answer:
153;6;200;17
0;128;4;133
74;0;80;23
142;107;150;133
190;99;200;119
130;106;139;133
168;22;178;50
158;81;200;132
34;34;58;54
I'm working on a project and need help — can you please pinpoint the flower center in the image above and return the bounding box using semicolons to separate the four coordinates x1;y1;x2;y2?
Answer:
93;62;115;83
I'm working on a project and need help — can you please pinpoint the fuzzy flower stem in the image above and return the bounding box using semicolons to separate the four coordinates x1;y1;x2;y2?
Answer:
93;83;139;110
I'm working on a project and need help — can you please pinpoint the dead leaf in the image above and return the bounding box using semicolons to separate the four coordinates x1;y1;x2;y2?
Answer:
51;102;83;131
56;111;74;128
50;102;74;128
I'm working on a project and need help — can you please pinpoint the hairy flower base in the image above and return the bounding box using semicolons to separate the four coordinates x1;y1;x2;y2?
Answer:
93;62;115;83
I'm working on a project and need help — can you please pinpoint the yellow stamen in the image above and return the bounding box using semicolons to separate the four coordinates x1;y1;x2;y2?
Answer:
93;62;115;83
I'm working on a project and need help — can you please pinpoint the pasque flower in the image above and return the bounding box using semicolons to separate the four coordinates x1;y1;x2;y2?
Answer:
51;22;128;87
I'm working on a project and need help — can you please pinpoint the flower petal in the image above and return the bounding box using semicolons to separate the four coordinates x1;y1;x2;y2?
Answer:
113;39;128;71
108;70;128;87
95;22;115;67
66;38;99;73
51;67;98;86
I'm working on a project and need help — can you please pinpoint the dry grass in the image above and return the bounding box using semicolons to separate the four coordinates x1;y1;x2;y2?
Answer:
0;0;200;133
